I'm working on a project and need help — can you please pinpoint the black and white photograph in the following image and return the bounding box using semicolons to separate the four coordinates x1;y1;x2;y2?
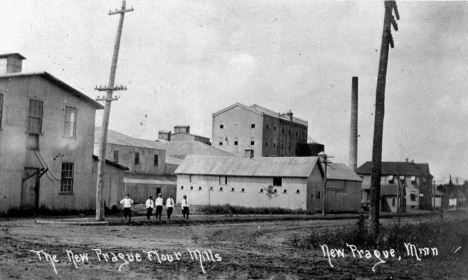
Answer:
0;0;467;279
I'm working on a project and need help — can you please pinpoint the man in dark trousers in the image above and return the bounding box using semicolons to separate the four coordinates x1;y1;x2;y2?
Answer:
145;195;154;221
181;195;189;220
120;194;134;222
155;193;164;222
166;194;174;220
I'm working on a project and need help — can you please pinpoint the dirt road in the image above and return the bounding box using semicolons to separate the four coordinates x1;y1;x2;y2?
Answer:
0;214;466;279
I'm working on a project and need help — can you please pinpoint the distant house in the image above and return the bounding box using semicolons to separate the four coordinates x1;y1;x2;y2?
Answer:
175;155;325;211
356;160;434;210
325;163;363;213
92;156;128;209
379;184;406;213
212;103;308;157
158;126;211;145
0;53;105;212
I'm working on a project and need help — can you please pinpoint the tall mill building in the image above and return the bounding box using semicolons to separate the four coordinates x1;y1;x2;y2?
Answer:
212;103;308;157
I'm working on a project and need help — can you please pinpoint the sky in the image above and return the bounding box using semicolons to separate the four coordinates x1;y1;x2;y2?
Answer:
0;0;466;183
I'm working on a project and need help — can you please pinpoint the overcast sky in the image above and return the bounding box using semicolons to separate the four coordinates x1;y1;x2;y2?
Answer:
1;0;466;183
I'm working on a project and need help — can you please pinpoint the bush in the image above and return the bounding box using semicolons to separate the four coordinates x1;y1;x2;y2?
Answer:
197;204;307;215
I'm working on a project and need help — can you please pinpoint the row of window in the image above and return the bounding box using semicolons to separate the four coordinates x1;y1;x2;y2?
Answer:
189;176;283;187
218;122;306;136
113;150;159;166
0;96;78;150
387;175;417;184
180;185;302;194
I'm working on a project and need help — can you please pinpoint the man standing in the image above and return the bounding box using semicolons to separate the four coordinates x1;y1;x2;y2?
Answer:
181;195;189;221
120;194;134;222
166;194;174;220
155;193;164;222
145;195;154;221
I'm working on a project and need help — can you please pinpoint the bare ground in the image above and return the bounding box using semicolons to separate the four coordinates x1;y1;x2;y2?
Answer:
0;213;466;280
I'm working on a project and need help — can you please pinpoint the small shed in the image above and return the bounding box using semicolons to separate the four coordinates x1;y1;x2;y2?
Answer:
325;163;363;213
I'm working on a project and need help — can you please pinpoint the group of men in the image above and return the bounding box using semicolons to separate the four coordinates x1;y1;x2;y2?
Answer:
119;193;190;222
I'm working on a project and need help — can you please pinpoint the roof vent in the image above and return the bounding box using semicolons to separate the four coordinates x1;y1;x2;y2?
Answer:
0;53;26;74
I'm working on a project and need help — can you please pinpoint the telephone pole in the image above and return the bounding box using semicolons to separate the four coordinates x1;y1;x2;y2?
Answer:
369;0;399;235
95;0;133;221
319;153;333;216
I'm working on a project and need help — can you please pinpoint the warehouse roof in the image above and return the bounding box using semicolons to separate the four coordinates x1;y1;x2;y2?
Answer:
175;155;321;178
326;163;363;181
356;161;432;177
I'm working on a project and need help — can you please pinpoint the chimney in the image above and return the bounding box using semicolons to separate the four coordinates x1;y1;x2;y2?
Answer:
349;76;358;171
0;53;26;74
286;110;293;122
405;158;409;162
174;125;190;134
158;130;171;141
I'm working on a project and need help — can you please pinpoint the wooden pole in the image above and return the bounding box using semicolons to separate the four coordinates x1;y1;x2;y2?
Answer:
95;0;133;221
322;154;328;216
369;0;399;235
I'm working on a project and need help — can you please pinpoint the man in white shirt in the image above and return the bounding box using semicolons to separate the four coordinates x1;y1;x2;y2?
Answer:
145;195;154;221
155;193;164;221
181;195;189;220
120;194;134;222
166;194;175;220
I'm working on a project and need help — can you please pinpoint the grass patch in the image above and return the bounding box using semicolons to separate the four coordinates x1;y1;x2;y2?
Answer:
285;215;468;256
197;204;309;215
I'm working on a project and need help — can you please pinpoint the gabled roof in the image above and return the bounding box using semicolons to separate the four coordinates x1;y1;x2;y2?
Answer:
326;163;363;181
92;155;129;170
356;161;433;178
95;128;166;150
212;102;263;117
124;173;176;185
171;131;210;140
96;128;234;158
161;141;235;158
0;72;103;109
0;53;26;60
175;155;320;178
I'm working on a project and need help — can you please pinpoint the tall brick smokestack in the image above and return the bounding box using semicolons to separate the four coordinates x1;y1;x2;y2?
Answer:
349;77;358;171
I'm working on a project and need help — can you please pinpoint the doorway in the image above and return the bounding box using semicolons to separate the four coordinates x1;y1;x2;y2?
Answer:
21;168;40;209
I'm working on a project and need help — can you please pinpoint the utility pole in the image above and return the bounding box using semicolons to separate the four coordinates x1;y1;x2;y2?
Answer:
95;0;133;221
369;0;399;235
319;153;333;216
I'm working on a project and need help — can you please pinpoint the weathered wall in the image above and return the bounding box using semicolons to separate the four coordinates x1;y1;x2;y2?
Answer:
176;174;309;210
0;75;98;212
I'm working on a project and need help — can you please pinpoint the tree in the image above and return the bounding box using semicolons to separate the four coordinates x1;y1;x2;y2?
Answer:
264;185;278;214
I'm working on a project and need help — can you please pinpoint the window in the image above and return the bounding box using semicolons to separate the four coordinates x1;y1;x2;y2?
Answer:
250;137;255;145
251;123;255;129
266;124;269;129
234;123;239;130
281;128;284;133
388;175;394;184
154;155;159;166
134;152;140;165
220;187;223;191
27;100;43;150
190;186;194;190
63;106;77;137
411;176;416;184
181;186;184;190
241;188;245;192
399;176;405;182
113;150;119;163
60;162;74;193
234;137;238;146
316;191;321;199
220;124;224;129
296;190;300;194
410;194;417;201
219;137;223;146
283;189;287;194
260;189;264;193
231;188;235;192
219;176;227;185
274;143;276;148
265;142;268;146
189;175;192;182
210;187;213;191
0;93;3;128
273;177;282;186
392;198;396;206
274;126;277;131
274;189;277;193
28;100;43;134
198;187;202;191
